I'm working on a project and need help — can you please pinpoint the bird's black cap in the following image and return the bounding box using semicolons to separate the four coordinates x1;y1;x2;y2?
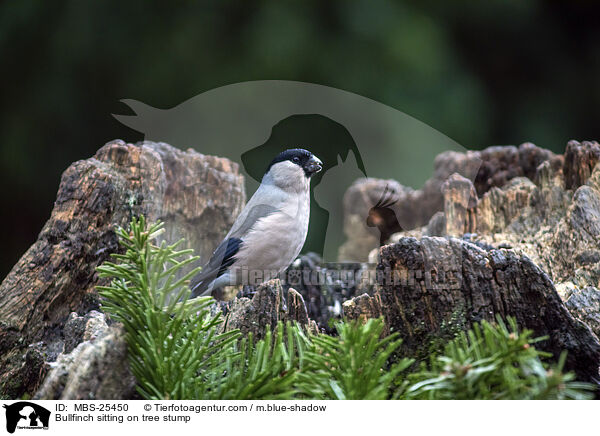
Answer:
266;148;322;176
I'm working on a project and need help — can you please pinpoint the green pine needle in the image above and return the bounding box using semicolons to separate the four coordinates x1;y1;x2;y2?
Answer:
403;316;595;400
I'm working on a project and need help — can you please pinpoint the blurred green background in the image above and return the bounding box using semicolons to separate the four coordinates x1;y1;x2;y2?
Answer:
1;0;600;277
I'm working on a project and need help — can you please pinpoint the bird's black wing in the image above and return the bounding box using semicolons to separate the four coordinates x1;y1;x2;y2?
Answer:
190;237;243;297
190;203;279;298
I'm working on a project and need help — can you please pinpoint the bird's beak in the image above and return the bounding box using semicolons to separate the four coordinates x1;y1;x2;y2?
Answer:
304;156;323;176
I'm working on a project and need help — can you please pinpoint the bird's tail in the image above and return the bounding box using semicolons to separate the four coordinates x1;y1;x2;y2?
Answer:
189;270;214;298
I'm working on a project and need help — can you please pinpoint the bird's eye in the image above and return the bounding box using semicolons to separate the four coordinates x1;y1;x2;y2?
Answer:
292;157;300;163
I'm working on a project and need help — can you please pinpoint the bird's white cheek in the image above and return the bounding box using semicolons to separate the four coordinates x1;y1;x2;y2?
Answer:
269;161;307;191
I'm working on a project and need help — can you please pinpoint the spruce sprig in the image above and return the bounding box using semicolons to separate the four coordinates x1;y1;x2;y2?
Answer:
404;317;595;400
96;216;239;399
199;323;312;399
299;318;414;399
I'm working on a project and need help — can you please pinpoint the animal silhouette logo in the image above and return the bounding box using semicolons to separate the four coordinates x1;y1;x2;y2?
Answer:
3;402;50;433
114;80;479;262
238;114;367;260
366;185;403;245
314;152;367;261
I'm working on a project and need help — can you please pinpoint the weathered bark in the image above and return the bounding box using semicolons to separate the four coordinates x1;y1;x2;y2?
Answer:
563;140;600;190
339;139;600;387
0;140;245;398
342;293;382;324
378;140;600;299
471;142;559;196
344;237;600;386
283;255;375;333
339;142;558;261
34;313;135;400
221;279;318;338
441;173;478;236
565;287;600;338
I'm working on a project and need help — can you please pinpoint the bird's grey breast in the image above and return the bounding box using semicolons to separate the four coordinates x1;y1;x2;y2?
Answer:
233;185;310;274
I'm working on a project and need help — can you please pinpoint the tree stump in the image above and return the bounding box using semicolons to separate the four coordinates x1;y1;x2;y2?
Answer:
0;140;245;398
344;236;600;386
